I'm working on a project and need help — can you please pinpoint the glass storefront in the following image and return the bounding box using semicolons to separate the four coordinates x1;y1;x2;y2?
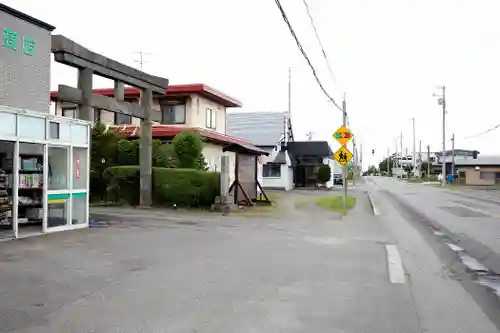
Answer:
0;106;91;238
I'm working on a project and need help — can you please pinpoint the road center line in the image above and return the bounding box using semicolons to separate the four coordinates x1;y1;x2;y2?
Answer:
385;244;405;284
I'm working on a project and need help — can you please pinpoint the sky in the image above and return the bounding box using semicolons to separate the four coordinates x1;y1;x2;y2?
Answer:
5;0;500;169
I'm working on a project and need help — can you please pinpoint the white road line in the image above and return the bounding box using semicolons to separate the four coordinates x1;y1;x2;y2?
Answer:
385;245;405;284
453;202;500;219
446;242;464;252
368;192;380;216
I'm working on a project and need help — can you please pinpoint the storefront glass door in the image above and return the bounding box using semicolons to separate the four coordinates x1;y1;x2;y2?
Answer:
46;145;70;228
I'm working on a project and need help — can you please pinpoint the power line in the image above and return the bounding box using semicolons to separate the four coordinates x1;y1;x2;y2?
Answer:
302;0;339;86
462;123;500;139
273;0;342;111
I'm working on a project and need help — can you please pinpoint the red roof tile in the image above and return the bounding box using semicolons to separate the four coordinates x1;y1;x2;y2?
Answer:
50;84;242;107
111;124;254;147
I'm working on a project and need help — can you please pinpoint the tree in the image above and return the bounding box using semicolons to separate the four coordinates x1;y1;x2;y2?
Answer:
379;157;393;175
171;132;204;169
317;164;332;184
403;164;413;177
195;154;209;171
367;165;378;175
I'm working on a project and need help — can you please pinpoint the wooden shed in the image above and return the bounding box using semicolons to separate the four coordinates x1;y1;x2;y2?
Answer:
223;142;270;206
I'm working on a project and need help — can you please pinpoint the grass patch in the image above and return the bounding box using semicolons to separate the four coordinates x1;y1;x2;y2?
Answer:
406;178;422;183
315;195;357;215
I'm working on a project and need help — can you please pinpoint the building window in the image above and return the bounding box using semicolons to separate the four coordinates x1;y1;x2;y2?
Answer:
62;107;76;118
94;108;101;122
206;108;216;129
263;164;281;178
480;172;497;179
115;113;132;125
49;122;60;139
161;104;186;124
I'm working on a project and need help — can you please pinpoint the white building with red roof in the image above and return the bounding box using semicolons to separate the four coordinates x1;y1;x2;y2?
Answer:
50;84;265;181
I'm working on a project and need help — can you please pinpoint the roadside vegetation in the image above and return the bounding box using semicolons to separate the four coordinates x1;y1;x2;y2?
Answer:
315;195;357;215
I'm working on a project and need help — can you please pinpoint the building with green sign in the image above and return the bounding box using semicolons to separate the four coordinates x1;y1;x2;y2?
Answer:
0;4;92;240
0;4;54;113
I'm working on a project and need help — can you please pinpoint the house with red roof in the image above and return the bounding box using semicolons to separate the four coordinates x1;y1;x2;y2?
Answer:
50;84;266;178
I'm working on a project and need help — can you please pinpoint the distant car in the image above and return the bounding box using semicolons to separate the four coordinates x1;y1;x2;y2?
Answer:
333;174;343;185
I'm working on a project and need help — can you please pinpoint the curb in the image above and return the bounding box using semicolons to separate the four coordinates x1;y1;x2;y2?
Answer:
367;191;380;216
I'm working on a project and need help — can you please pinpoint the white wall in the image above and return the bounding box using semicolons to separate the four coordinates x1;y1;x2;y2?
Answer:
262;164;294;191
202;143;236;185
322;157;336;188
187;95;226;134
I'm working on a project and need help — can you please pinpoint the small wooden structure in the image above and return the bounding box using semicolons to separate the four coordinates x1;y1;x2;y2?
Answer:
223;142;270;206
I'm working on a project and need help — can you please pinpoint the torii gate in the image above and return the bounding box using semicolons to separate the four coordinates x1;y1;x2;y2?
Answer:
50;35;169;206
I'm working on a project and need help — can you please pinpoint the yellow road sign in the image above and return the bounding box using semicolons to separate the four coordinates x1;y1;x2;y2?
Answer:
333;125;353;146
333;146;353;167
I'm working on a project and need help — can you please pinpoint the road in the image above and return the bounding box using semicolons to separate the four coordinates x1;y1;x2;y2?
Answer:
1;187;500;332
367;176;500;332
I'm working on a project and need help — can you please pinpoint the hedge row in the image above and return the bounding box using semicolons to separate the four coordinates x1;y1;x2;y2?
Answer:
102;166;220;207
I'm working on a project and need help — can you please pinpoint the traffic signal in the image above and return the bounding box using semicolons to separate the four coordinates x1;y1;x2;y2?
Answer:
372;149;375;155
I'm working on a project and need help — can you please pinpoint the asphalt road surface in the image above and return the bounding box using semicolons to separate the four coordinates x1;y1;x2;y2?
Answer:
367;176;500;333
1;188;500;332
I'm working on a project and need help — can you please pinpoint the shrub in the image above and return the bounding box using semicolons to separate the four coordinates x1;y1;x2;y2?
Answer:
317;164;332;183
103;166;140;205
172;132;203;169
153;168;220;207
153;143;179;168
117;139;139;165
102;166;220;207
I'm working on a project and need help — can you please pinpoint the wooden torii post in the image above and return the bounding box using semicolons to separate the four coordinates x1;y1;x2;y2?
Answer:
50;35;169;206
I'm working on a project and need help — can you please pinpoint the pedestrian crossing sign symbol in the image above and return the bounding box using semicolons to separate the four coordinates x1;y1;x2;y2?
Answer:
333;146;353;167
333;125;353;146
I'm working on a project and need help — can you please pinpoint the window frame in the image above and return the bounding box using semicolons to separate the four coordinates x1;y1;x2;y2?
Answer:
263;164;281;178
114;112;132;125
205;108;216;129
161;104;186;124
93;108;101;122
61;107;77;118
480;171;496;179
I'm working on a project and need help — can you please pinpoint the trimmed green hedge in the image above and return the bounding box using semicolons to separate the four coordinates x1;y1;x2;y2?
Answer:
102;166;220;207
103;166;140;205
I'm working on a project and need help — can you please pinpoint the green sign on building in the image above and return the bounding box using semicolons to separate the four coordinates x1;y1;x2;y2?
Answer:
3;27;35;55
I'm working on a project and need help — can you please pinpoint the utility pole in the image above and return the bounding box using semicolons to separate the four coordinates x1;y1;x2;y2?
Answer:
427;144;431;177
360;143;363;175
440;86;447;186
418;140;422;178
284;68;292;145
387;147;390;176
451;134;455;177
353;144;357;186
394;138;399;178
288;67;292;116
342;94;348;208
412;118;416;177
400;132;403;178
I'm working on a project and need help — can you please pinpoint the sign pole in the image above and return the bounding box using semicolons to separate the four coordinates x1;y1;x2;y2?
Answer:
332;108;353;210
342;97;348;209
